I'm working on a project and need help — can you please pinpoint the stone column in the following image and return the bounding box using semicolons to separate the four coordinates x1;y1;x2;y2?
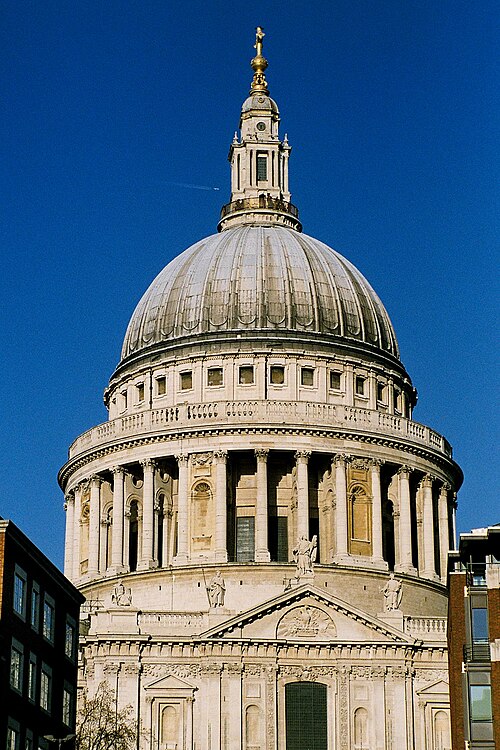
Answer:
334;454;350;561
63;492;74;578
368;370;377;410
214;451;228;562
139;460;156;569
72;483;83;580
174;454;189;564
295;451;311;541
438;482;451;581
255;449;271;562
88;475;102;577
370;459;385;565
395;466;415;573
111;466;126;573
421;474;437;579
345;364;354;406
451;492;458;550
387;377;395;414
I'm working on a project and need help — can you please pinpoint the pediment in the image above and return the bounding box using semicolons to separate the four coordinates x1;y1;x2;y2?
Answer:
201;584;414;644
144;674;196;692
417;679;449;696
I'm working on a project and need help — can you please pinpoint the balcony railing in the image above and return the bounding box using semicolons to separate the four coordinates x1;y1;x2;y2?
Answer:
220;195;300;219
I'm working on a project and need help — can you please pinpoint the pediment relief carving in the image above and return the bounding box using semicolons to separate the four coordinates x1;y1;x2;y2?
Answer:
276;605;336;640
144;673;196;692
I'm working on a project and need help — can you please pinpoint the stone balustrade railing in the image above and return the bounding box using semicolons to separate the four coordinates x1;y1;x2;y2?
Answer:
404;617;447;639
139;612;205;633
68;400;452;459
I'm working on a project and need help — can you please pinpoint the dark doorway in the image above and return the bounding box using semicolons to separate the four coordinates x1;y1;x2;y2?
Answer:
285;681;328;750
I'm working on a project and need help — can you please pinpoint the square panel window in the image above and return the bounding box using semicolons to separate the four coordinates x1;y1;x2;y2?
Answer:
472;607;489;643
65;618;76;660
180;371;192;390
207;367;223;387
40;665;52;713
31;583;40;631
63;685;73;726
10;643;23;692
355;376;366;395
7;725;19;750
239;366;254;385
470;685;492;722
28;655;37;702
156;376;166;395
301;368;315;387
257;153;267;181
13;567;27;618
330;371;341;390
43;597;55;643
270;366;285;385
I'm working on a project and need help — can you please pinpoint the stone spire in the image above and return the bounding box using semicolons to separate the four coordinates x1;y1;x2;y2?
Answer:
217;27;301;233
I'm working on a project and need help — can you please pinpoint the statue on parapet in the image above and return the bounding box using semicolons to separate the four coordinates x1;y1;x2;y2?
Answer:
207;570;226;608
293;535;318;576
111;579;132;607
382;573;403;611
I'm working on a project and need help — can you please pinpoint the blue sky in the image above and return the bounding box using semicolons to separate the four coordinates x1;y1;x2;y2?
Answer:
1;1;498;568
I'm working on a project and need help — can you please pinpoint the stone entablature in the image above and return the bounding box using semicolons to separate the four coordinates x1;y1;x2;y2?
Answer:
67;401;452;462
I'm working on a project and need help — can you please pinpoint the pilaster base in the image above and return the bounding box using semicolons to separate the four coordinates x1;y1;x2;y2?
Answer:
172;554;190;566
255;549;271;562
215;549;228;563
394;563;417;575
421;570;440;583
136;559;158;571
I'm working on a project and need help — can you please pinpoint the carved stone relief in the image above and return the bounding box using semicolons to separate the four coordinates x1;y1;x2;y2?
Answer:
277;606;336;640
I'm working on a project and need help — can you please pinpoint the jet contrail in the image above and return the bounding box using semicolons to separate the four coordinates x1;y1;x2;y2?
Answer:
167;181;220;191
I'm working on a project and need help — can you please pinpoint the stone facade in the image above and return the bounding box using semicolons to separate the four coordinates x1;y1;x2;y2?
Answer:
60;29;462;750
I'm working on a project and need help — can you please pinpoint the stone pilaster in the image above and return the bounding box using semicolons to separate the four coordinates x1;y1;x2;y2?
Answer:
139;459;157;569
295;451;311;541
255;449;270;562
334;454;350;562
214;451;228;562
174;454;189;564
420;474;438;580
370;459;386;567
438;482;451;580
395;466;416;574
63;491;74;578
88;475;102;577
111;466;126;573
72;482;83;580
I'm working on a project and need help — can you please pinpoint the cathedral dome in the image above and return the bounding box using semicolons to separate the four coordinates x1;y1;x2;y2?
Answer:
120;224;400;363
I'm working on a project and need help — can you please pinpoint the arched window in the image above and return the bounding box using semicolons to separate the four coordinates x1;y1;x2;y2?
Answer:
161;704;179;745
349;485;371;556
245;704;261;749
128;500;139;572
433;710;451;750
354;707;369;749
285;682;327;750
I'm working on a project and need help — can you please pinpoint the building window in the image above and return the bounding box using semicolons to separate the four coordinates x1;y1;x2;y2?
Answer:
121;390;128;409
394;389;401;412
13;567;27;618
65;617;76;661
239;365;254;385
330;371;341;390
377;382;385;402
355;376;366;396
25;730;33;750
236;517;255;562
472;606;489;643
285;682;328;749
40;665;52;713
301;368;314;387
7;724;19;750
470;684;492;722
42;596;55;643
207;367;223;387
257;153;267;181
10;641;23;692
63;685;73;726
31;583;40;631
156;376;166;395
28;654;37;702
180;371;192;390
136;382;145;402
270;365;285;385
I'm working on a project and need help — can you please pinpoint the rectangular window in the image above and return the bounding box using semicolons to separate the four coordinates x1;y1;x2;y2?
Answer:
65;618;76;660
472;607;489;643
394;389;401;411
13;567;27;618
180;371;192;390
28;654;37;702
301;368;315;387
10;643;23;692
377;382;385;402
136;382;145;402
269;516;289;562
63;685;73;726
239;365;254;385
355;376;365;395
7;725;19;750
470;684;492;722
121;390;128;409
207;367;223;387
270;365;285;385
31;583;40;631
43;596;55;643
257;153;267;181
40;665;51;713
25;731;33;750
156;376;166;395
330;371;341;390
236;517;255;562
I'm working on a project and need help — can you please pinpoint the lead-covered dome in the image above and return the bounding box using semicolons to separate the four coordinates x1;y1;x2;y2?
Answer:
121;225;400;362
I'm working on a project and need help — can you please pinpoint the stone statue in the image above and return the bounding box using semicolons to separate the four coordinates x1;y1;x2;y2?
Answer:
111;579;132;607
293;535;318;576
382;573;402;611
207;570;225;607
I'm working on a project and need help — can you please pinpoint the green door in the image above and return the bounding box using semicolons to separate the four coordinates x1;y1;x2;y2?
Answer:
285;681;328;750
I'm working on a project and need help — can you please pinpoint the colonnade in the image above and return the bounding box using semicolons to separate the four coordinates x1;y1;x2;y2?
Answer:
64;450;455;584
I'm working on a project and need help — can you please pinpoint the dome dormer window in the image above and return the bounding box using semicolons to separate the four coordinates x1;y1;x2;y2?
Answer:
257;153;268;182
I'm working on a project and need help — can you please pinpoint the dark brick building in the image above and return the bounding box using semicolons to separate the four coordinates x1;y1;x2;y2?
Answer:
1;519;84;750
448;525;500;750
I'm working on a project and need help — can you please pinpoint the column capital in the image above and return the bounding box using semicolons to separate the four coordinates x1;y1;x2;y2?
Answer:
214;450;228;463
440;481;451;494
295;450;311;462
64;491;75;504
369;458;384;471
89;474;103;487
255;448;269;462
397;465;412;477
175;453;189;466
111;465;126;477
419;474;435;489
333;453;351;467
140;458;157;471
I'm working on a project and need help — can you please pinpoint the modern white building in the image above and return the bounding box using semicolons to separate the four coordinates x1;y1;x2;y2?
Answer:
59;29;462;750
